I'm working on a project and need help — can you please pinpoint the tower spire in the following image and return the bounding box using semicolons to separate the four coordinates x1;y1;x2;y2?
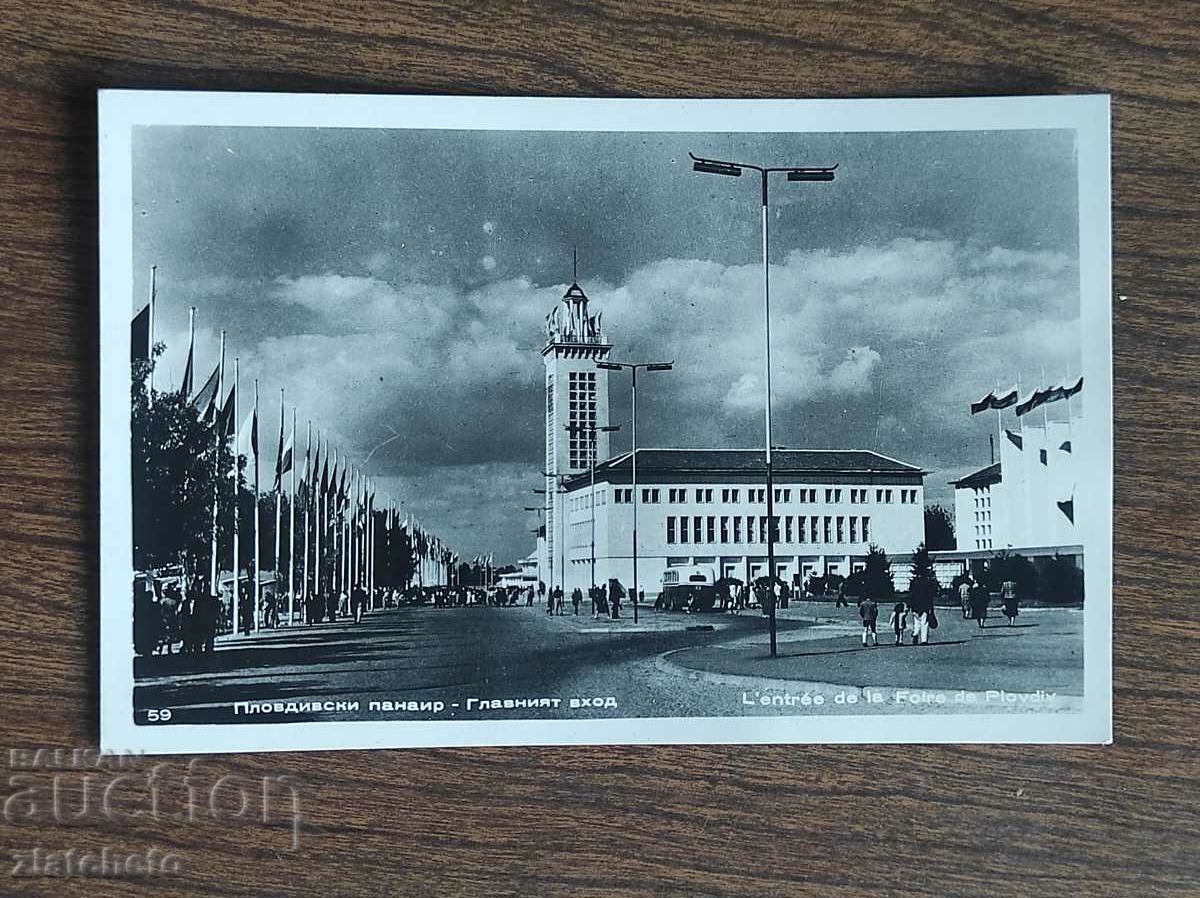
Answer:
572;245;577;283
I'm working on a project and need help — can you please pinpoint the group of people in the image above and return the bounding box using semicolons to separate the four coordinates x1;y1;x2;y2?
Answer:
853;576;1021;648
855;596;937;647
957;576;1020;628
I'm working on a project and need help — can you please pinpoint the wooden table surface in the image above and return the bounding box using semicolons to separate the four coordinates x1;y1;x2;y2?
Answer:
0;2;1195;896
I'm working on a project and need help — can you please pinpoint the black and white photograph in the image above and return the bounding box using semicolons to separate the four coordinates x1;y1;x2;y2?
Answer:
99;93;1112;752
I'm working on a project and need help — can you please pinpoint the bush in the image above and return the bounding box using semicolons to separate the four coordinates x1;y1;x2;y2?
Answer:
908;542;940;607
982;551;1038;601
1035;554;1084;605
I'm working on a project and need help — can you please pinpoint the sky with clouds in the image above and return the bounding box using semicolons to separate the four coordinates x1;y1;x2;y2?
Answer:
132;125;1082;564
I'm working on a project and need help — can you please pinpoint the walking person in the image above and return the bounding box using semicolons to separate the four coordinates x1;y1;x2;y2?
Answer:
555;587;565;615
1001;579;1020;626
857;595;879;647
959;576;973;619
609;579;624;620
969;583;989;629
571;586;582;615
908;587;933;645
888;600;908;645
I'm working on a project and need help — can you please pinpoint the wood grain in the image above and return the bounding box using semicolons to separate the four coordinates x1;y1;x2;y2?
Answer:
0;2;1196;895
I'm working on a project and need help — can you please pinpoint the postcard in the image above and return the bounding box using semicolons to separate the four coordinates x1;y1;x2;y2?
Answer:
99;91;1112;752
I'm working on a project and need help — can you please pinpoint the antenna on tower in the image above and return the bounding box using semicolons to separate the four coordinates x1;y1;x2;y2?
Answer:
572;245;578;283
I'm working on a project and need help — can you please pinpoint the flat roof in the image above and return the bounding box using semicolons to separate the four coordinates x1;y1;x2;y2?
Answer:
563;447;925;490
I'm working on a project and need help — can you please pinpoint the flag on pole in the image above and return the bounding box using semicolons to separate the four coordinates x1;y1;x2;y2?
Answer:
992;385;1019;409
217;383;237;436
191;362;220;418
970;390;996;415
274;420;293;490
181;320;195;399
1056;496;1075;523
131;304;150;363
971;384;1019;414
238;406;258;462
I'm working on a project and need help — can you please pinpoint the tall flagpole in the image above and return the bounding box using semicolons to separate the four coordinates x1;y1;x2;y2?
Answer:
288;405;297;626
148;265;157;392
332;448;341;605
315;436;323;615
350;469;359;595
274;388;284;627
231;358;240;634
253;378;261;632
209;330;225;596
368;484;375;608
302;420;311;618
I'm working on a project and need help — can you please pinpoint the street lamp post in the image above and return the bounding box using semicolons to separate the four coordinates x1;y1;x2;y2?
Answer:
565;422;620;593
690;152;836;658
597;360;673;622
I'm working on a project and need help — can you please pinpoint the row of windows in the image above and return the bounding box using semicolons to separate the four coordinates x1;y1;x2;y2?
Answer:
974;510;992;523
974;496;992;509
974;539;994;550
612;486;916;505
665;515;871;547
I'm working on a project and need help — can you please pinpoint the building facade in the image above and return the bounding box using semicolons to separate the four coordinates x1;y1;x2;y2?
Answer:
952;421;1077;552
560;449;926;598
542;280;611;594
537;277;929;598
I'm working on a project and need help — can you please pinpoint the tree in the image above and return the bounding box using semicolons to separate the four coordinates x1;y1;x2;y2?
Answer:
861;545;895;601
924;504;956;550
131;348;237;591
1035;554;1084;606
983;551;1038;601
908;542;941;607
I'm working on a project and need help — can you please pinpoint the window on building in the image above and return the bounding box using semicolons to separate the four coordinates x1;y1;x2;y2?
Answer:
746;515;757;543
733;516;743;543
693;516;703;544
720;516;730;543
823;516;832;543
695;488;703;503
758;516;767;543
785;516;794;543
849;517;858;543
862;516;871;544
679;516;689;543
836;516;845;543
706;516;716;543
730;489;740;503
705;488;713;503
666;517;676;544
885;489;893;503
810;516;819;543
614;489;624;504
825;488;834;503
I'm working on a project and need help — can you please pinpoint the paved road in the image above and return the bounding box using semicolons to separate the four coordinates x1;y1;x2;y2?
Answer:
133;601;1085;725
133;605;799;725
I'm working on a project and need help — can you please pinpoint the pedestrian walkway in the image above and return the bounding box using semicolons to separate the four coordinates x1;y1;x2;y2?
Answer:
659;605;1084;699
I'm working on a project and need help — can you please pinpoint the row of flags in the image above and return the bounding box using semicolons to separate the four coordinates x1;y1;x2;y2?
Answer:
970;377;1083;417
131;270;461;629
971;377;1083;417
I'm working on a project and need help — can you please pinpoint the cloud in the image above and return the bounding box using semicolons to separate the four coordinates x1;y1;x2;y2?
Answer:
156;237;1079;562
